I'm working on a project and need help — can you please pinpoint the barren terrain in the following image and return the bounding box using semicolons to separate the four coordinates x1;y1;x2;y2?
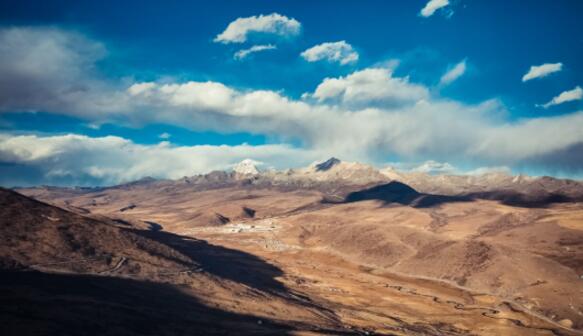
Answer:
5;161;583;335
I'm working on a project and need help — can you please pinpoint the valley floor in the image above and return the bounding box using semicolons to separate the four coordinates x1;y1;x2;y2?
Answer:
10;184;583;335
178;213;582;336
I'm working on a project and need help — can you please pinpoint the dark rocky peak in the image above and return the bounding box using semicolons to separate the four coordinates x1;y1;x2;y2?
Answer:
315;157;341;172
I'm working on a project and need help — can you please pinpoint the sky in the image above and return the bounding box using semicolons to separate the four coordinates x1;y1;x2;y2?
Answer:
0;0;582;186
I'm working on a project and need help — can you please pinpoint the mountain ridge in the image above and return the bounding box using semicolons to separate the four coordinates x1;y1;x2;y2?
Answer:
16;157;583;208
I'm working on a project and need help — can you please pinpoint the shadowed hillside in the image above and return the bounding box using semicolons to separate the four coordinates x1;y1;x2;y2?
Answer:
341;181;471;208
0;271;297;336
0;188;361;335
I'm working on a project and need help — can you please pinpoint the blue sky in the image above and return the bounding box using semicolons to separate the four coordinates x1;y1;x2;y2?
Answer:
0;0;582;186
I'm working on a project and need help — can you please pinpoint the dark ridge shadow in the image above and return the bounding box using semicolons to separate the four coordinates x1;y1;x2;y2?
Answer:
466;190;582;208
0;270;295;336
327;181;582;209
214;212;230;225
0;250;359;335
119;204;136;212
134;229;288;294
242;206;256;218
131;230;352;331
144;220;163;231
327;181;472;208
111;218;132;226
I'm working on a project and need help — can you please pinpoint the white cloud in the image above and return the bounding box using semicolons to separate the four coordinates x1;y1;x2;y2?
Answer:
439;59;466;86
158;132;171;139
0;133;318;186
157;81;236;110
125;81;307;119
234;44;276;60
411;160;457;174
2;26;583;181
128;82;156;96
311;67;429;107
419;0;450;17
465;166;511;176
471;111;583;162
300;41;359;65
540;86;583;108
522;62;562;82
214;13;301;44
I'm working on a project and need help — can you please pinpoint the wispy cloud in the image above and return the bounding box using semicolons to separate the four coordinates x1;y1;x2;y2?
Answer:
411;160;457;174
439;59;467;86
540;86;583;108
419;0;450;18
214;13;300;44
234;44;276;60
522;62;562;82
300;41;359;65
158;132;171;139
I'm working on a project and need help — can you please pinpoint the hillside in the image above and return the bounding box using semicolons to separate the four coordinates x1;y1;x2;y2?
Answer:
0;188;360;335
7;160;583;335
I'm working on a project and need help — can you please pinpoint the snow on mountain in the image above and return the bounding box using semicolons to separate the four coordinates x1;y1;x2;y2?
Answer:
233;159;260;176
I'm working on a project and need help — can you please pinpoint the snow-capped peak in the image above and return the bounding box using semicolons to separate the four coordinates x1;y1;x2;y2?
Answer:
233;159;260;175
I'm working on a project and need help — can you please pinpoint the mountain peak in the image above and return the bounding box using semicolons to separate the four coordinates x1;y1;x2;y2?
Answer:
314;157;341;171
233;159;260;175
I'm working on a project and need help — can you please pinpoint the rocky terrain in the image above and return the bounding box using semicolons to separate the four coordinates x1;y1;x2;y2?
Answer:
5;158;583;335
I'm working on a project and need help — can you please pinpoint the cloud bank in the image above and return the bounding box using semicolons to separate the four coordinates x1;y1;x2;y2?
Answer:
0;133;318;186
301;41;359;65
214;13;301;44
1;27;583;184
0;27;122;116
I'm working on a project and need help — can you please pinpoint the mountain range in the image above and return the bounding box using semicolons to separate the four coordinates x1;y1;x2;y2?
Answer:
4;157;583;335
21;157;582;208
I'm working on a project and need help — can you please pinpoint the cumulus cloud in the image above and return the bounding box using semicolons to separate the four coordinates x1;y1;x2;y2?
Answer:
522;62;562;82
0;27;125;117
158;132;171;139
0;133;318;186
234;44;276;60
439;59;466;86
310;67;429;107
540;86;583;108
125;80;308;121
134;81;236;110
419;0;450;17
214;13;301;44
119;78;583;175
300;41;359;65
2;26;583;183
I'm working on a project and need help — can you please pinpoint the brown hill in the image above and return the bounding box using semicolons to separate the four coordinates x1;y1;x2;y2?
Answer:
0;187;195;275
0;188;366;335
